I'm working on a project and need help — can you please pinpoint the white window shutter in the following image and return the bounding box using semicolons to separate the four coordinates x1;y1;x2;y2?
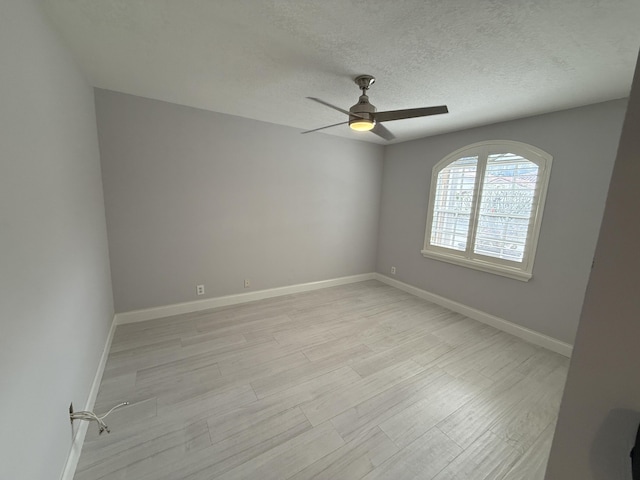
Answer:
422;141;552;281
430;156;478;251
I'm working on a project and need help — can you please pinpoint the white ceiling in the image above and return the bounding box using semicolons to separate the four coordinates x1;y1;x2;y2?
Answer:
40;0;640;144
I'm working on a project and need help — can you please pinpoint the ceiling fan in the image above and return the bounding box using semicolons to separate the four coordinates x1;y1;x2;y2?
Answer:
302;75;449;141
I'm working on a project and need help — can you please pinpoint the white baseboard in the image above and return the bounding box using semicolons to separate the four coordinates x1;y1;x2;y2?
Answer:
113;271;572;356
115;273;377;325
375;273;573;358
60;314;118;480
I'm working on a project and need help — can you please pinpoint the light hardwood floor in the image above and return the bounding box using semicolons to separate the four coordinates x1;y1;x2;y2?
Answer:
75;280;568;480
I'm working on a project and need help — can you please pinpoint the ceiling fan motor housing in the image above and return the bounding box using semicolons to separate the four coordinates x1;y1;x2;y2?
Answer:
349;94;376;125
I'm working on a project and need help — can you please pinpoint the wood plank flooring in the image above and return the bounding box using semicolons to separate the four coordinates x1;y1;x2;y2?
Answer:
75;280;568;480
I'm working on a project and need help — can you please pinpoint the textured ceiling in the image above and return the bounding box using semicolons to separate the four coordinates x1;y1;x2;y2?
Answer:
40;0;640;144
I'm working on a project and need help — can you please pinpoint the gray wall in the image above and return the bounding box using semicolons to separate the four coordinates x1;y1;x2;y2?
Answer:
376;100;627;344
545;53;640;480
95;90;384;313
0;1;114;479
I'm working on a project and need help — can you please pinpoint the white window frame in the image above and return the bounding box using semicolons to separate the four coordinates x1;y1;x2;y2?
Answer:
422;140;553;281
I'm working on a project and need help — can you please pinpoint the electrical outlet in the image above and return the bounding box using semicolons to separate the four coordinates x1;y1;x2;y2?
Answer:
196;284;205;296
244;279;250;288
391;266;396;275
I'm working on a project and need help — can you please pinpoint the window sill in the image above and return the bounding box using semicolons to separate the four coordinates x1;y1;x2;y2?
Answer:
420;249;532;282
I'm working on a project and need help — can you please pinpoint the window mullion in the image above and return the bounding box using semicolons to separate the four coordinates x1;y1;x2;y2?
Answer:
466;148;487;259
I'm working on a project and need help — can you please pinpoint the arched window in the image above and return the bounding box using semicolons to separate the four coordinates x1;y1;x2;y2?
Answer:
422;140;552;281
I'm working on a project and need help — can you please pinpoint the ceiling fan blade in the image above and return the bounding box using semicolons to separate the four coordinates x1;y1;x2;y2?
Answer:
375;105;449;123
306;97;353;116
371;122;395;141
306;97;367;119
301;121;349;134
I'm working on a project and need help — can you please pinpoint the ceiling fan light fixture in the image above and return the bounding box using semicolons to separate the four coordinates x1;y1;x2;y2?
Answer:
349;119;375;131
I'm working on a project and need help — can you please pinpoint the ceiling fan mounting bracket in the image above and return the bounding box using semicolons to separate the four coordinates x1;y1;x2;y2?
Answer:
354;75;375;91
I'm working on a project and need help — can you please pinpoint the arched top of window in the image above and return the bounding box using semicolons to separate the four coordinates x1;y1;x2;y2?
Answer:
422;140;553;281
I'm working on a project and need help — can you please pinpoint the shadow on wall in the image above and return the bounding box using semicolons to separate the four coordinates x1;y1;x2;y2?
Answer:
590;409;640;480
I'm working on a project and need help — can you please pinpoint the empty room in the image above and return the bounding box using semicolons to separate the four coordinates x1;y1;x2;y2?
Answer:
2;1;640;479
